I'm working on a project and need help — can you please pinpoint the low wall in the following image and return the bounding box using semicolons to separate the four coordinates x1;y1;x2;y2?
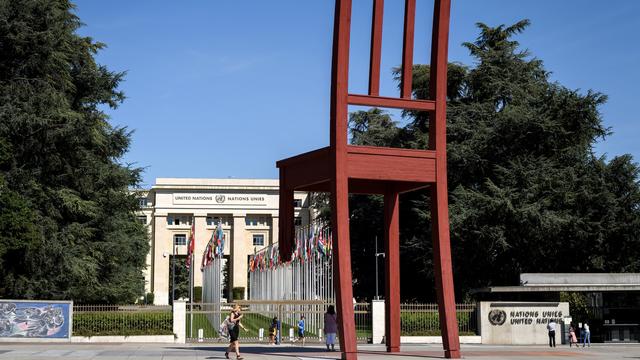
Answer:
479;301;570;345
401;336;481;344
71;335;176;343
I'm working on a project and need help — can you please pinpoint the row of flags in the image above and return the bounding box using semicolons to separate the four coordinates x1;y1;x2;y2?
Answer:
182;221;226;271
200;222;226;271
248;225;333;273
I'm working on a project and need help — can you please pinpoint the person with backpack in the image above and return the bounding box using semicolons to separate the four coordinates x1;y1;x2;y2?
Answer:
225;305;247;360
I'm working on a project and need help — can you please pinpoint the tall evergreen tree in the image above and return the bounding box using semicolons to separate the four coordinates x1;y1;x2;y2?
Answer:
0;0;148;303
344;20;640;300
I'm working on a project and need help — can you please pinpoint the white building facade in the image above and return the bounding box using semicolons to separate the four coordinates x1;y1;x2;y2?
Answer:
136;178;310;305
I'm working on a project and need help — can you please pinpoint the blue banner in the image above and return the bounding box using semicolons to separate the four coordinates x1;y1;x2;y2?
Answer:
0;301;71;338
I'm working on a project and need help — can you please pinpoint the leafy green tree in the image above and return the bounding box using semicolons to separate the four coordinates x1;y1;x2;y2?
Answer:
344;20;640;300
0;0;148;303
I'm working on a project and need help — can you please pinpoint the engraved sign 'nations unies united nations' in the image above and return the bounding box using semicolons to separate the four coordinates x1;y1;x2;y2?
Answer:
488;309;507;325
215;195;225;203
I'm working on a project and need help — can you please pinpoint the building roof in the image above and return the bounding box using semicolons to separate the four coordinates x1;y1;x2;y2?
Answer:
472;273;640;294
152;178;280;191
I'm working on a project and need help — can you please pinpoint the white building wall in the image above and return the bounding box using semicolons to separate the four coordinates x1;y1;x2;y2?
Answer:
136;178;309;305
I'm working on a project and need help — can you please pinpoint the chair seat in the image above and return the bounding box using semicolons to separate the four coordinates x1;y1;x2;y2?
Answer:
276;145;437;195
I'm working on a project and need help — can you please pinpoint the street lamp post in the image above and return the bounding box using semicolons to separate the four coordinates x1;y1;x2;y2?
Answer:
374;236;385;300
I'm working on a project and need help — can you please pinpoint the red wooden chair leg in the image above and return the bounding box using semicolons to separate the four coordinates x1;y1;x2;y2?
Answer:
332;177;357;360
431;183;461;359
384;190;401;352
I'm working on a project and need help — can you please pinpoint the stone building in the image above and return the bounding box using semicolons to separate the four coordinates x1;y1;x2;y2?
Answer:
135;178;310;305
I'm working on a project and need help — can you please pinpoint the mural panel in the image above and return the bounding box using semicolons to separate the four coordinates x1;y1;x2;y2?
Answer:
0;301;71;339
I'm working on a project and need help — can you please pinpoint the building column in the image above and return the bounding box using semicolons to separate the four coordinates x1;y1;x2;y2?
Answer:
271;215;279;245
232;214;247;300
153;214;170;305
192;214;207;294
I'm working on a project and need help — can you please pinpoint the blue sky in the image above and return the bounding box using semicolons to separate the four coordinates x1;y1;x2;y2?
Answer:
74;1;640;187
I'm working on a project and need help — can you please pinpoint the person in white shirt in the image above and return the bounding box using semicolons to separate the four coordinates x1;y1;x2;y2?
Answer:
547;320;557;347
582;323;591;347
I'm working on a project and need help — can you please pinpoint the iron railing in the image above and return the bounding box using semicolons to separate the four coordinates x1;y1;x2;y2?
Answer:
72;304;172;336
186;301;372;343
400;303;477;336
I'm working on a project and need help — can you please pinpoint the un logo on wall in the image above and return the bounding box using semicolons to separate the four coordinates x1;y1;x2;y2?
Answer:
215;195;226;203
488;309;507;326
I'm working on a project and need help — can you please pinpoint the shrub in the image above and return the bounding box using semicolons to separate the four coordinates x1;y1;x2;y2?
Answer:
73;311;173;336
232;287;245;300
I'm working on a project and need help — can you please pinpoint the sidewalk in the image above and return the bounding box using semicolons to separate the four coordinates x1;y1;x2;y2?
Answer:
0;342;636;359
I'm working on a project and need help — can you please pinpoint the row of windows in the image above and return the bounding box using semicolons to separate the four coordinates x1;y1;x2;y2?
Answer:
165;214;302;227
245;216;269;227
172;233;265;246
140;197;303;209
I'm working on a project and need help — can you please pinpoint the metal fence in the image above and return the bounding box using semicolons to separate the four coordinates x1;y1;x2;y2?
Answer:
400;303;477;336
186;301;372;343
72;304;172;336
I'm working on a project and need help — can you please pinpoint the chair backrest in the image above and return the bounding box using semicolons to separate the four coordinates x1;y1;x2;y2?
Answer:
329;0;451;153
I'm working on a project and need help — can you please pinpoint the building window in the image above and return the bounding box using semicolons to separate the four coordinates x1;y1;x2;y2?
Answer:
253;234;265;246
293;198;303;208
207;215;230;226
294;216;302;226
138;197;148;207
174;234;187;246
245;215;268;227
167;214;192;226
137;215;147;225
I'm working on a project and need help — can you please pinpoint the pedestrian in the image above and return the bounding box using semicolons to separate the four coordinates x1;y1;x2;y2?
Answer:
582;322;591;347
268;316;278;345
225;305;247;360
324;305;337;352
568;324;578;348
296;315;306;346
547;319;557;347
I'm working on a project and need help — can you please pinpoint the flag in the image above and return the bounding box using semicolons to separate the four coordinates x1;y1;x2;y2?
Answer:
214;222;225;257
186;220;195;268
317;228;326;257
307;227;313;260
200;245;207;272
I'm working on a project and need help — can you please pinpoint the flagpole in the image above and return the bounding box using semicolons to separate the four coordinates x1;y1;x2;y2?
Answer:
190;249;194;338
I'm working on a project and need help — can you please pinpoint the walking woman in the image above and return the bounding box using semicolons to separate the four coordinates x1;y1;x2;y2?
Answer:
324;305;337;352
225;305;247;360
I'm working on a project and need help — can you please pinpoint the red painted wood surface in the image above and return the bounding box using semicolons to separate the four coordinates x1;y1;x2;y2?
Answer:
401;0;416;99
384;190;400;352
348;94;435;111
276;0;460;358
368;0;384;96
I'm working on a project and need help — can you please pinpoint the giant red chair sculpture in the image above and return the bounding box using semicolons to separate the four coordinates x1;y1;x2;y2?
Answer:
277;0;459;358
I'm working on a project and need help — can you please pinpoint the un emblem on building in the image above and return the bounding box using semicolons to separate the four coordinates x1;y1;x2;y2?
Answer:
215;195;226;203
488;309;506;326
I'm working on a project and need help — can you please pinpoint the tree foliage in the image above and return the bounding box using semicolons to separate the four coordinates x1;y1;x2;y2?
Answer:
344;20;640;300
0;0;148;303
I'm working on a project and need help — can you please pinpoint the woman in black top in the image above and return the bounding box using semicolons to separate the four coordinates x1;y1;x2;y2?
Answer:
225;305;246;359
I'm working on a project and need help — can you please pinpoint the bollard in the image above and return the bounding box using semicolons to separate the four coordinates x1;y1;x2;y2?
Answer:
319;328;323;341
289;328;295;342
198;328;204;343
259;328;264;341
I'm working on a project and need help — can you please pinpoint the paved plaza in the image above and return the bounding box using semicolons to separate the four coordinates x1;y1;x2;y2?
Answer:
0;343;638;359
